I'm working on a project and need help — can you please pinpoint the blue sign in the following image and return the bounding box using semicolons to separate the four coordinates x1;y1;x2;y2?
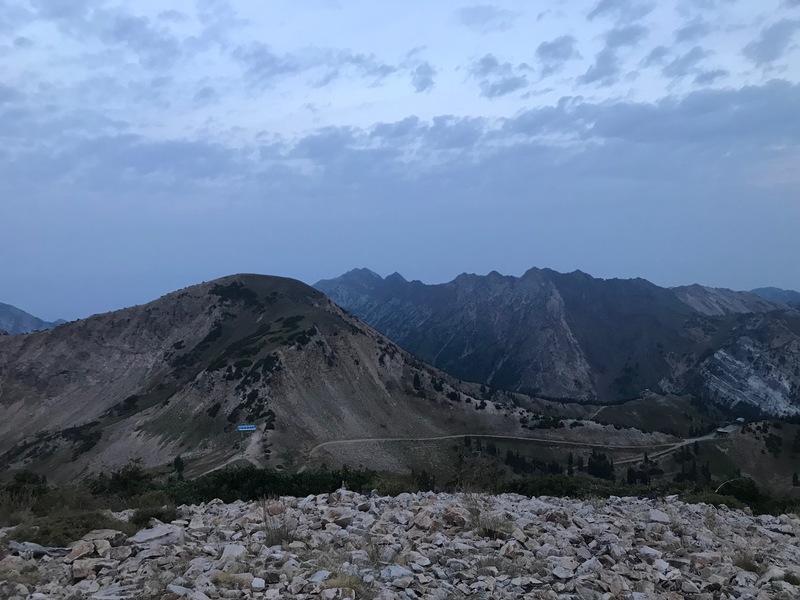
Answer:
237;425;257;432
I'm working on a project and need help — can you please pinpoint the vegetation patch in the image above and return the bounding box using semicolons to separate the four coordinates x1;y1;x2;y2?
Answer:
130;505;178;528
210;282;262;308
10;511;137;547
61;422;102;459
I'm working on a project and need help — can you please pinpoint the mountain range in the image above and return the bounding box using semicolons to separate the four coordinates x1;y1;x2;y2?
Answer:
315;268;800;416
2;269;800;490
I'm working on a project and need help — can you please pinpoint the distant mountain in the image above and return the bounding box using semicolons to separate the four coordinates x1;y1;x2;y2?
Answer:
315;268;800;416
751;287;800;306
671;284;784;316
0;274;535;482
0;302;63;334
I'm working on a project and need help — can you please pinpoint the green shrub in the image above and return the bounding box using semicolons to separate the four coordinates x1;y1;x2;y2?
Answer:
130;506;177;528
86;462;157;499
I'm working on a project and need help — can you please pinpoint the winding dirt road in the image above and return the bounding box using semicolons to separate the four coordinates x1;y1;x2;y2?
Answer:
299;430;722;471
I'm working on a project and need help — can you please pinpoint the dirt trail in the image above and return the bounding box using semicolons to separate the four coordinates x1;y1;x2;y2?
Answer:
301;431;722;471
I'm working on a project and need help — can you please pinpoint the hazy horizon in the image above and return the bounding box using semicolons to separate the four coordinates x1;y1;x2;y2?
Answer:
2;0;799;321
3;263;799;323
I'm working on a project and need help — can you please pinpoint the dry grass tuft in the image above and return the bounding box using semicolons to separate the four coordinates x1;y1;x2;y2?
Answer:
733;552;767;576
324;573;369;596
463;493;511;540
210;570;249;589
259;495;298;548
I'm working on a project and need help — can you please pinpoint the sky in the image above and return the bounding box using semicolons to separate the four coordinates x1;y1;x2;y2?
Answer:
1;0;799;321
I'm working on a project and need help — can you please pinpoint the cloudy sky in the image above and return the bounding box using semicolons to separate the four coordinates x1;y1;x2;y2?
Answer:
1;0;799;320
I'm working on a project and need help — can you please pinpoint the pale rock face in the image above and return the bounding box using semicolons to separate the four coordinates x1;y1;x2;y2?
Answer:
2;491;800;600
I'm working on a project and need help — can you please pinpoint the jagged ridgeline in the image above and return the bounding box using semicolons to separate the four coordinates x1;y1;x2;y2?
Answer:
0;275;524;482
315;268;800;415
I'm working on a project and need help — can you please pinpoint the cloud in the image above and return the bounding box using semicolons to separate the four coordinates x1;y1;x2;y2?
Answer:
4;82;800;319
187;0;248;52
468;54;532;98
743;19;800;65
234;43;303;87
642;45;670;67
579;25;648;86
13;36;34;48
0;1;32;34
234;43;399;89
25;2;184;70
587;0;654;22
578;48;620;86
193;85;218;104
28;0;94;21
606;24;649;48
786;0;800;6
371;116;421;139
425;116;485;149
292;126;357;160
337;51;397;80
675;19;712;43
0;83;23;104
456;4;518;33
158;10;187;22
104;13;182;69
662;46;711;78
694;68;728;84
536;36;580;75
582;80;800;144
411;62;436;92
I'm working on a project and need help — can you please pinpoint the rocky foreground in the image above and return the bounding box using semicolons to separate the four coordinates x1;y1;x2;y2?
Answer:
2;491;800;600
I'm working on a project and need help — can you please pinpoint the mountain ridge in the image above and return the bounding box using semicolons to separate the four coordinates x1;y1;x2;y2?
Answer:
315;267;800;415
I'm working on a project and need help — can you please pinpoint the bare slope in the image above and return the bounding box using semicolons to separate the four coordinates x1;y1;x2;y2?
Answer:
672;284;784;316
0;275;538;482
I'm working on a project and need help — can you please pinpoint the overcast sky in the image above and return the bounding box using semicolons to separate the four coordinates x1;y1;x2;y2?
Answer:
1;0;799;320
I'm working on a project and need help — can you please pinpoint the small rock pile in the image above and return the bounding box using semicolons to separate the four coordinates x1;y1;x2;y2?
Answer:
1;490;799;599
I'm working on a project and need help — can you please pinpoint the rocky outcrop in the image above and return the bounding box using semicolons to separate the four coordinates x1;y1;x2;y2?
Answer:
2;491;799;599
698;313;800;416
